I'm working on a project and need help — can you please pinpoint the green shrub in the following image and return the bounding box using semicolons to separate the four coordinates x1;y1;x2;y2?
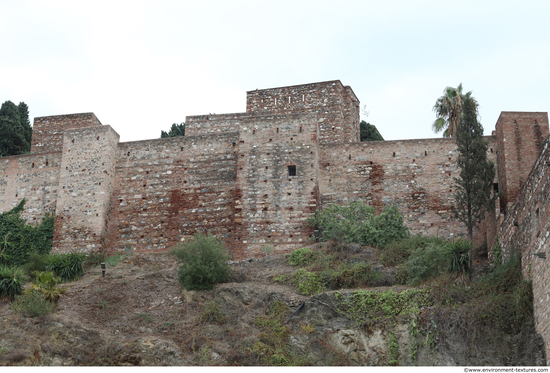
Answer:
45;252;86;282
10;291;53;317
26;271;66;302
293;269;325;296
0;266;26;300
321;262;379;289
288;248;317;266
307;201;408;247
381;235;447;267
170;232;231;291
405;241;451;286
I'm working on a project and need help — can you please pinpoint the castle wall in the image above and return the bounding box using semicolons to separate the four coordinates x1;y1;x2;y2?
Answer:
106;133;238;254
496;112;549;213
185;113;248;136
2;80;549;362
497;137;550;359
232;113;319;259
31;113;102;154
0;152;61;221
245;80;359;144
319;136;498;244
53;125;120;252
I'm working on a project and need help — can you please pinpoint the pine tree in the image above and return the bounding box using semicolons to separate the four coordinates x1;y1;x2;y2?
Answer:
360;120;384;141
161;123;185;138
453;97;497;241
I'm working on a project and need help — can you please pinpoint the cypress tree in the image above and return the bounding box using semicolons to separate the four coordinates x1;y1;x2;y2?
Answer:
453;97;497;241
0;101;28;157
18;102;32;151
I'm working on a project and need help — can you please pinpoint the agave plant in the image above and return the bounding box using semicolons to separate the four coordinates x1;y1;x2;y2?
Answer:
45;251;86;282
0;266;26;300
0;233;12;265
448;238;472;280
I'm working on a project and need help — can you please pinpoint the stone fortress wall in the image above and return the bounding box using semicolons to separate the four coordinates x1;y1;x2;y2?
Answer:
2;80;550;356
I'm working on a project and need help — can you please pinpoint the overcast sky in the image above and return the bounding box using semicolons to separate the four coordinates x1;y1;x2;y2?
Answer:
1;0;549;142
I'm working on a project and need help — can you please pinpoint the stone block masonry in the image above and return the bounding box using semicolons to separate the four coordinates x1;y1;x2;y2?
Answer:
2;80;550;359
0;152;62;222
53;125;120;252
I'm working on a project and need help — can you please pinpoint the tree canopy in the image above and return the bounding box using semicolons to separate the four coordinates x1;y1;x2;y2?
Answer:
432;84;477;138
161;123;185;138
0;101;32;157
453;96;496;241
360;120;384;141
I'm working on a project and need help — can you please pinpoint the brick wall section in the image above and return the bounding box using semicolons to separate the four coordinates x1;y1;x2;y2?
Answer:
53;125;120;252
233;113;319;259
497;138;550;360
31;113;102;154
0;152;62;221
245;80;359;144
106;133;238;254
495;112;549;213
319;136;498;245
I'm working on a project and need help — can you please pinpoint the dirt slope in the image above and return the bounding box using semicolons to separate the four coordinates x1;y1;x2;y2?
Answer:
0;247;546;366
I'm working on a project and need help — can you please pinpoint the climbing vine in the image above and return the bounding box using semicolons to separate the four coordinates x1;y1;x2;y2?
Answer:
0;199;54;266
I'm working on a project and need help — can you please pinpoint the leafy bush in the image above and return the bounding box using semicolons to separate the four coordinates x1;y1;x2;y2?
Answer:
307;201;409;247
26;271;66;302
0;266;26;300
170;232;231;291
288;248;317;266
10;291;53;317
405;241;451;286
45;252;86;282
0;199;55;267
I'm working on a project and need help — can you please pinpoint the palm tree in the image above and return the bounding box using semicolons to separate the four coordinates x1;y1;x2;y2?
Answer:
432;84;477;138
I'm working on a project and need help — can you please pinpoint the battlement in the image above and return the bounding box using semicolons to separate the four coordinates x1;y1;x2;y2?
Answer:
31;113;102;154
245;80;359;144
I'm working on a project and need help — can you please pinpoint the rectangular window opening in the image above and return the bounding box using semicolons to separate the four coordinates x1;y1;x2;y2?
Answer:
288;165;296;177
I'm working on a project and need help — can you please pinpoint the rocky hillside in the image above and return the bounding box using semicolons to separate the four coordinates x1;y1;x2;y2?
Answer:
0;243;546;366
